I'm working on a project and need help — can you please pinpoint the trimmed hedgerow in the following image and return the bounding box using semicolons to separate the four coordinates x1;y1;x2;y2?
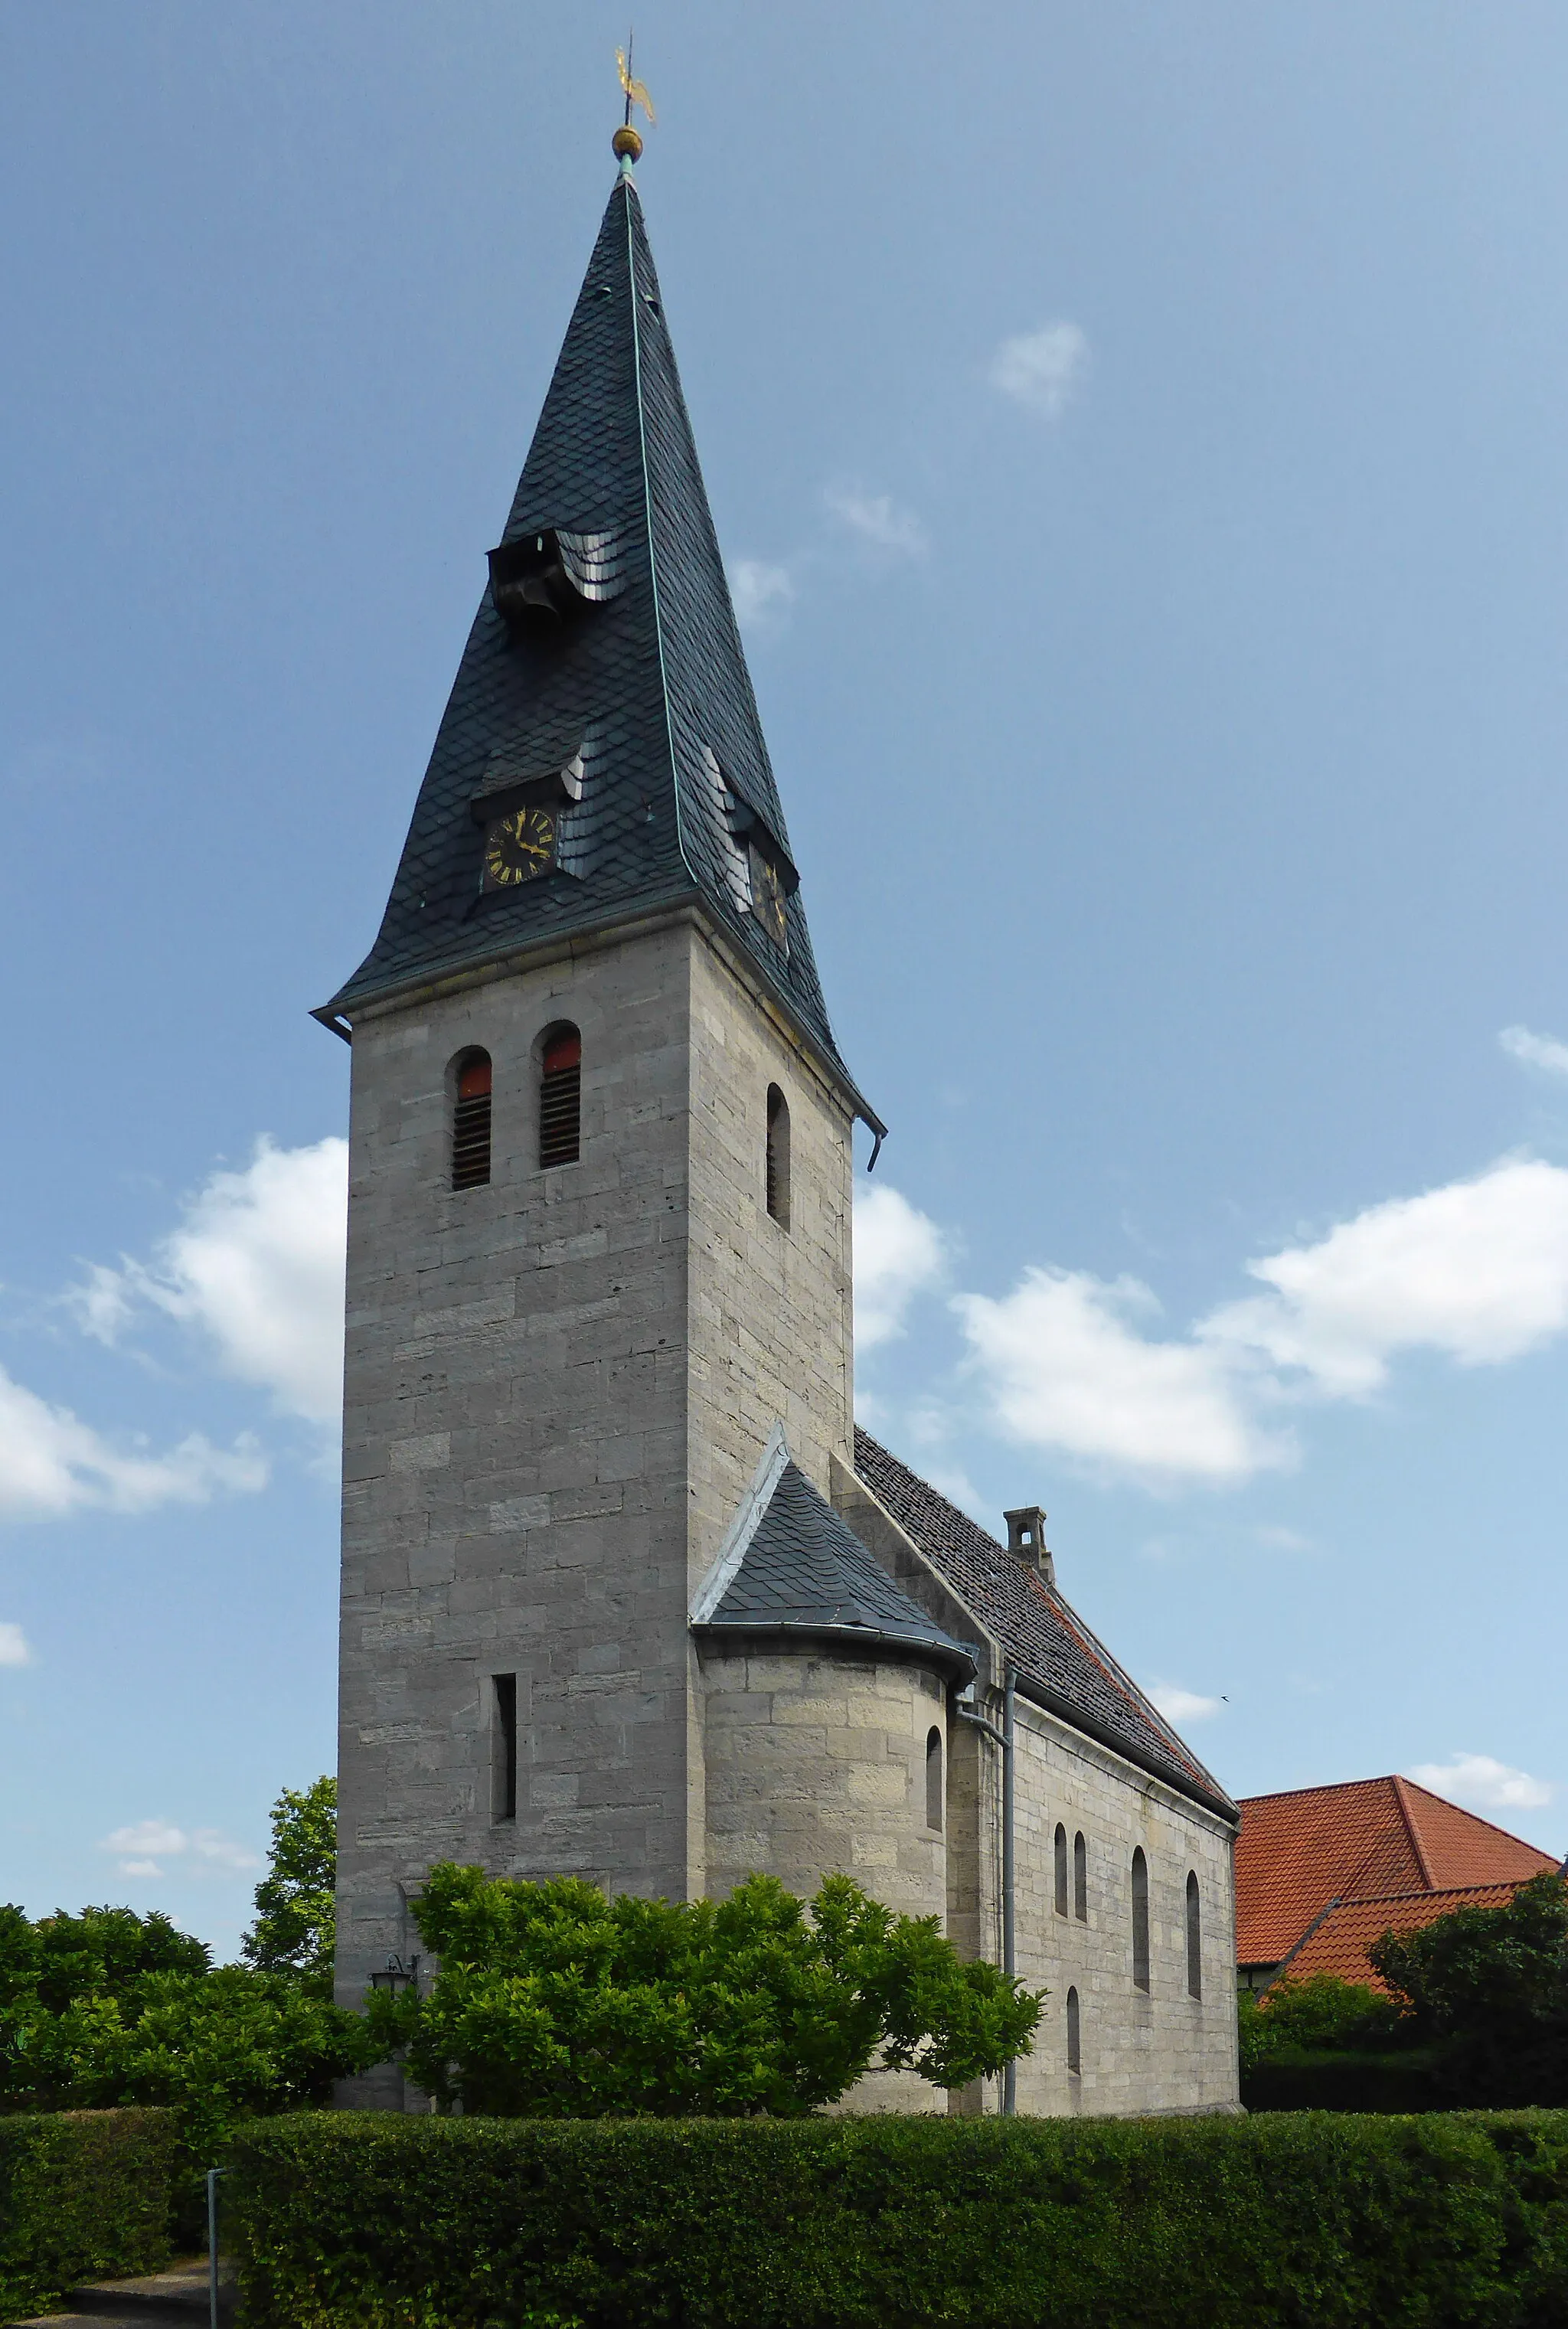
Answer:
1245;2048;1446;2115
233;2107;1568;2329
0;2107;177;2318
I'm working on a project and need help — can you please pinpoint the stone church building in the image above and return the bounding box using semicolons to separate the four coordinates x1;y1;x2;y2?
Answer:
321;152;1240;2118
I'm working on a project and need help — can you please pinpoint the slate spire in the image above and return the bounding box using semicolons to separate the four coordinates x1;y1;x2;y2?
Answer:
322;169;877;1132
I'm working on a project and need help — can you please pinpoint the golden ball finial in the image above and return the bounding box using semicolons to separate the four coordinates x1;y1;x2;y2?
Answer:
612;124;642;163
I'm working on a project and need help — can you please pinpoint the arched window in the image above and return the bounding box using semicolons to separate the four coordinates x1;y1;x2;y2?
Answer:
538;1027;581;1168
452;1050;492;1190
1066;1985;1081;2076
1131;1847;1151;1992
925;1727;943;1832
1186;1870;1202;2000
765;1085;790;1227
1073;1830;1088;1922
1053;1823;1068;1916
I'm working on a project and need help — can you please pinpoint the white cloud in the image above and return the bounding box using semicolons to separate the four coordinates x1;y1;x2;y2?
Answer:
0;1364;266;1521
855;1185;946;1351
944;1154;1568;1487
0;1622;33;1668
729;558;795;629
953;1268;1279;1487
77;1137;348;1426
1409;1752;1554;1815
989;321;1089;420
823;484;927;560
1205;1157;1568;1394
101;1817;260;1879
1147;1681;1223;1726
1501;1024;1568;1079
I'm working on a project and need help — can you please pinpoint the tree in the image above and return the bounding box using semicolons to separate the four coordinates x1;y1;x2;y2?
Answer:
1370;1870;1568;2105
371;1863;1041;2118
241;1776;338;1995
0;1903;210;2017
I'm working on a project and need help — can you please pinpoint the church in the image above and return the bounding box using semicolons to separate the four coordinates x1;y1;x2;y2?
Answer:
320;138;1240;2119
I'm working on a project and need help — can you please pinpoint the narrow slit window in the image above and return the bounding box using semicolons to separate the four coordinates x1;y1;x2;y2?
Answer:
1066;1986;1081;2076
492;1674;518;1821
1054;1823;1069;1917
765;1085;790;1227
452;1050;493;1190
1073;1830;1088;1922
539;1027;581;1168
1186;1870;1203;1999
925;1726;944;1832
1132;1847;1151;1992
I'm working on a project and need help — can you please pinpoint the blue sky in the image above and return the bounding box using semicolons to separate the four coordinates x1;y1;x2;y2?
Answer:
3;4;1566;1955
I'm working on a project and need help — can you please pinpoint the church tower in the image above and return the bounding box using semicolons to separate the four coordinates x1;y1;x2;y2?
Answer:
320;152;890;2014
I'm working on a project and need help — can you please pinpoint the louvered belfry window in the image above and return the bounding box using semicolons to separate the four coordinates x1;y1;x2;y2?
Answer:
452;1050;493;1190
765;1084;790;1227
539;1027;581;1168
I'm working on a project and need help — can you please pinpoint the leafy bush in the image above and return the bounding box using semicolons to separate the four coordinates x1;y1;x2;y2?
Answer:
370;1864;1040;2117
0;1782;377;2223
0;1902;211;2020
0;2108;176;2319
1372;1872;1568;2106
1240;1972;1404;2077
232;2107;1568;2329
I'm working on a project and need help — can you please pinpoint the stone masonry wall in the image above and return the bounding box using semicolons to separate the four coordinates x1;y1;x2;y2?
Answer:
336;912;864;2024
336;923;700;2018
965;1698;1240;2118
684;938;856;1573
700;1646;947;1916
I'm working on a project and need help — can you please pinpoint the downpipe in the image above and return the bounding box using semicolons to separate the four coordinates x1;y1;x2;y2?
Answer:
956;1661;1018;2115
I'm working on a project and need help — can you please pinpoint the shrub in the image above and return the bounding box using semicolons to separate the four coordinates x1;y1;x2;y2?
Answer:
0;2107;176;2319
233;2107;1568;2329
371;1864;1040;2116
1372;1872;1568;2106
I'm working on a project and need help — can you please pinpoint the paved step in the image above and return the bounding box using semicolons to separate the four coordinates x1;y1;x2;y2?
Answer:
6;2259;234;2329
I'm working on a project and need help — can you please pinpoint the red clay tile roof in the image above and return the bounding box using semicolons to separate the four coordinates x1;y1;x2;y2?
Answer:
1282;1883;1531;1994
1235;1776;1555;1967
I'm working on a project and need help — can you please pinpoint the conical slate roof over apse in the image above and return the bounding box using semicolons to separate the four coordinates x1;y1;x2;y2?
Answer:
321;167;875;1126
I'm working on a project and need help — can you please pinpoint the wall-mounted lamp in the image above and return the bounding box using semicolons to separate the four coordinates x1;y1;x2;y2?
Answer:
369;1954;421;1994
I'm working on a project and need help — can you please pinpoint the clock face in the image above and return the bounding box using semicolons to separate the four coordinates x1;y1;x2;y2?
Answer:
482;805;557;890
749;845;788;950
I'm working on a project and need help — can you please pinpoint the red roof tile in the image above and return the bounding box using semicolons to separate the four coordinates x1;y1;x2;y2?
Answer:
1236;1776;1555;1966
1282;1883;1530;1994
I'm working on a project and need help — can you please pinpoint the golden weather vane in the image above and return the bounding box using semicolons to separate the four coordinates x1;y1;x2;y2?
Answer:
612;31;655;162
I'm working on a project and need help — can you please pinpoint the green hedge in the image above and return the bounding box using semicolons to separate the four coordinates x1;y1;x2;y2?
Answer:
1245;2049;1447;2115
233;2108;1568;2329
0;2108;177;2319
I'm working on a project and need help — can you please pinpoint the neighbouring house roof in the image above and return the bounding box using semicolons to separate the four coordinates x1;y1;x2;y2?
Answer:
1281;1883;1534;1995
851;1429;1236;1823
1235;1775;1557;1968
320;171;878;1135
692;1458;976;1684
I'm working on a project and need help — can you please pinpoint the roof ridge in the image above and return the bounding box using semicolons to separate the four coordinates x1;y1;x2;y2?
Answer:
1395;1774;1558;1860
1237;1775;1404;1808
622;178;688;898
1390;1775;1437;1889
1332;1880;1539;1908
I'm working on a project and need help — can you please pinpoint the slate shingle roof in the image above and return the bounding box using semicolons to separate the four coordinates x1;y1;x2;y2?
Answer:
694;1460;975;1682
322;171;877;1131
1235;1776;1557;1967
853;1429;1236;1821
